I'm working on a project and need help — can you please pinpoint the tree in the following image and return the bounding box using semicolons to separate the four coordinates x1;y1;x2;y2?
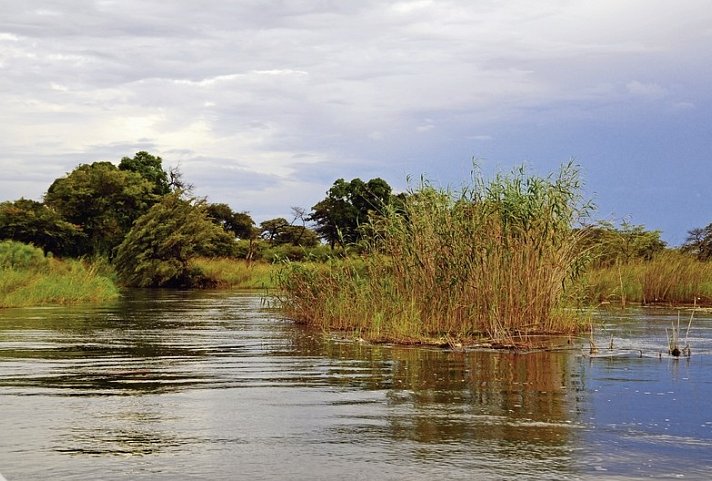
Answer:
118;151;171;195
206;203;256;239
581;221;666;267
260;218;290;243
45;162;157;257
309;177;393;248
682;223;712;260
0;198;84;256
258;214;319;247
114;193;235;287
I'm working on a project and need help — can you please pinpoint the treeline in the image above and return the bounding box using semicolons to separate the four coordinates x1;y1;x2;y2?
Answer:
2;151;712;292
0;152;397;287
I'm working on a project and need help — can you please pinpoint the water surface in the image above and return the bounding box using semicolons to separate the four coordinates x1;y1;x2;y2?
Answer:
1;291;711;480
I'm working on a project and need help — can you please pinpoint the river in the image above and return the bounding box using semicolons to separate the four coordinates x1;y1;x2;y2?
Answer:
1;290;711;480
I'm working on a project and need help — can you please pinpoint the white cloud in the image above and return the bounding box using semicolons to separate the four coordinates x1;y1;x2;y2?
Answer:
0;0;711;223
626;80;667;99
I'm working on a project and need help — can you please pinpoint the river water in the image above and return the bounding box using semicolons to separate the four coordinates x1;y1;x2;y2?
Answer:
1;290;711;480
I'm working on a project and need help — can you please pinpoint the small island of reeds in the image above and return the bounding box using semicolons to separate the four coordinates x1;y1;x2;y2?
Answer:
277;163;591;347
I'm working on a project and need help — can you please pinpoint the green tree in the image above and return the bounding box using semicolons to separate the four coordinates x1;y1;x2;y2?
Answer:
581;221;666;267
114;193;235;287
260;218;290;243
309;177;392;248
118;151;171;195
682;223;712;260
206;203;256;239
0;198;84;256
45;162;157;256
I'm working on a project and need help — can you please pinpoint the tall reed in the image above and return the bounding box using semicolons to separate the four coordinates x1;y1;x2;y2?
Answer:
575;250;712;306
279;164;591;344
0;240;119;307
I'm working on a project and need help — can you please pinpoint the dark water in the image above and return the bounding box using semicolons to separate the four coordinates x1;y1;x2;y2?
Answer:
1;291;711;480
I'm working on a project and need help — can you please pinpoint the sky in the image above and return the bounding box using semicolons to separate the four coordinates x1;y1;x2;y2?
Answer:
1;1;710;245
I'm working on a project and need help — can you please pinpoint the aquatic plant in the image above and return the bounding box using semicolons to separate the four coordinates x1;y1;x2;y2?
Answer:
279;163;592;345
666;311;693;357
574;250;712;306
0;246;119;308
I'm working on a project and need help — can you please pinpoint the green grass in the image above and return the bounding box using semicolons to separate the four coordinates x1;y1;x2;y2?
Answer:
190;257;279;289
0;257;119;308
278;164;591;346
573;250;712;306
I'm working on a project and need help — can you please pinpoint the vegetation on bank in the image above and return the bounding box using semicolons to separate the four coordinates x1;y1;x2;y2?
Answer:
190;258;277;289
4;149;712;347
0;241;119;308
574;250;712;306
278;164;591;345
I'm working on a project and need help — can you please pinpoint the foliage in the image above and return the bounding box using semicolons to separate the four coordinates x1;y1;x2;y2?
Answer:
119;151;171;195
309;177;393;248
280;163;591;344
573;250;712;306
580;221;666;267
206;203;256;239
0;199;84;256
682;223;712;261
45;161;158;257
0;241;118;307
259;217;319;247
0;240;49;271
113;193;236;287
190;257;277;289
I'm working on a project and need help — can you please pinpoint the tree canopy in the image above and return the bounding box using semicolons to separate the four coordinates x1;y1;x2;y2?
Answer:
581;221;666;267
45;162;158;257
206;203;256;240
118;151;171;195
0;198;84;256
309;177;393;248
682;223;712;261
114;193;235;287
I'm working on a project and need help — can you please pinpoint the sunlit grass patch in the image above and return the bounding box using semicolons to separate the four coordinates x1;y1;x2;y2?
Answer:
190;257;279;289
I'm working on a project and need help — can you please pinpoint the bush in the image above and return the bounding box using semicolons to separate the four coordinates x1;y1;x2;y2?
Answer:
0;240;49;271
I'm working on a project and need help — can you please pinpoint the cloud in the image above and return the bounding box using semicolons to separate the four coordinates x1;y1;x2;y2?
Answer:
626;80;667;99
0;0;711;239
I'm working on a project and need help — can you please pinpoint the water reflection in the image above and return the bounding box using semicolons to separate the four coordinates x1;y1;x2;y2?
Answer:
1;291;711;480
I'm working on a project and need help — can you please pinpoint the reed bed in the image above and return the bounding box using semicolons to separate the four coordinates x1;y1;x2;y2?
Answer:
575;250;712;306
190;257;278;289
279;164;591;345
0;253;119;308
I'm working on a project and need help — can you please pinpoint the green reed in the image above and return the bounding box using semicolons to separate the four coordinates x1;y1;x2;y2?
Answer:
190;257;279;289
279;163;591;345
575;250;712;306
0;258;119;308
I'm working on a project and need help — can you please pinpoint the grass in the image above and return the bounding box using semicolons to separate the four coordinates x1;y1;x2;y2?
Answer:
190;257;279;289
573;250;712;306
278;164;592;346
0;258;119;308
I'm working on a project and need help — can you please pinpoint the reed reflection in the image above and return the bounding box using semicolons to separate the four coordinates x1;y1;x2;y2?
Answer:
286;332;583;448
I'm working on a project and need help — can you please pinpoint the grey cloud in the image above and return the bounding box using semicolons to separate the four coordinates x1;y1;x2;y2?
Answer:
1;1;712;241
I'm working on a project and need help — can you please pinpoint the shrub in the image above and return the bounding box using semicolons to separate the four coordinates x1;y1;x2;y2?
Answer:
0;240;49;271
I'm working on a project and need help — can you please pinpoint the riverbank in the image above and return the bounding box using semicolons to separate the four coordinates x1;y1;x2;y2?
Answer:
190;257;278;289
1;261;119;308
573;250;712;307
